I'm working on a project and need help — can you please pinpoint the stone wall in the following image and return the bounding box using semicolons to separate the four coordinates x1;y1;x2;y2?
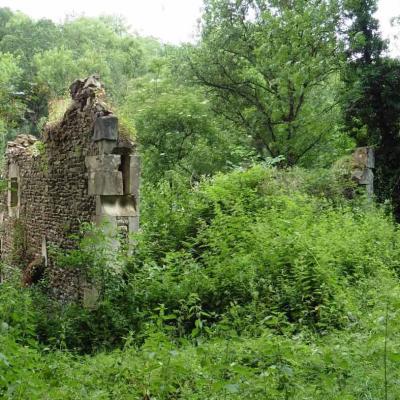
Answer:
352;147;375;197
0;76;139;301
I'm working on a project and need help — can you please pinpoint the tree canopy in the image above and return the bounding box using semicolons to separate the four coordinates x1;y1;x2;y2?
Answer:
187;0;348;165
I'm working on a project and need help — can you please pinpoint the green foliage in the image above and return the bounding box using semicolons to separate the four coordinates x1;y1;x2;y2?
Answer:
35;223;132;351
33;48;82;98
9;220;29;269
0;52;25;158
122;53;252;182
187;0;348;165
0;269;37;342
2;164;400;397
126;166;394;336
29;165;398;351
2;271;400;399
341;0;400;218
0;9;162;139
128;84;247;182
4;2;400;398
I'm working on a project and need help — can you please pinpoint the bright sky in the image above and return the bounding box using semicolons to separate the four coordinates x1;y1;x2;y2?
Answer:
0;0;204;43
0;0;399;51
375;0;400;56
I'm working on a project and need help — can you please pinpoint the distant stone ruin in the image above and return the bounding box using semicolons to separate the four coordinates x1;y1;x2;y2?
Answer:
352;146;374;197
0;76;139;300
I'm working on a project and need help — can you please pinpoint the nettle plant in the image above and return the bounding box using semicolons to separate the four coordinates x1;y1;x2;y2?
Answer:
52;222;127;300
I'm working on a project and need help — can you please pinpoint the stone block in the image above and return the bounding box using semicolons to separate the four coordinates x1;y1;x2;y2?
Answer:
127;155;140;198
359;168;374;187
352;147;375;197
41;237;48;267
96;140;116;155
83;286;99;310
85;155;121;172
119;154;140;197
366;147;375;169
8;163;19;178
88;171;123;195
96;195;137;217
128;216;139;233
93;115;118;142
93;214;118;230
92;214;122;250
353;147;374;169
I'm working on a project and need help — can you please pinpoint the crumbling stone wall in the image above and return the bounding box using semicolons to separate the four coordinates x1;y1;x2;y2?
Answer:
0;76;139;301
352;147;374;196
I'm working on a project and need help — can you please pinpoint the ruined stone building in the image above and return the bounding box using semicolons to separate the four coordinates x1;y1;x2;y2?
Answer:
351;147;374;196
0;76;139;299
0;73;376;303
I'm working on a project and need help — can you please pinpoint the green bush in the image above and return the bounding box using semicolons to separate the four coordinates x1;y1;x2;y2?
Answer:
0;268;37;343
31;164;399;351
119;165;397;336
2;273;400;399
3;164;400;398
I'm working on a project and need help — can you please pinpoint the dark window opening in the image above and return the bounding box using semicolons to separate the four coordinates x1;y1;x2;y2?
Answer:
22;258;45;286
119;153;130;195
10;178;18;207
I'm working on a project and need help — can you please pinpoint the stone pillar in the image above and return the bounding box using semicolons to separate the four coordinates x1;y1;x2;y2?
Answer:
85;115;140;243
93;115;118;155
352;147;375;196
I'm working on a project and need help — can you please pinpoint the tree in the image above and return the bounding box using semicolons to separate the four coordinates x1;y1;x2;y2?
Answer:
341;0;400;217
0;8;14;42
33;47;81;98
187;0;346;166
0;12;61;72
122;55;248;183
341;0;387;145
0;53;25;157
60;17;145;100
0;9;62;134
0;10;157;135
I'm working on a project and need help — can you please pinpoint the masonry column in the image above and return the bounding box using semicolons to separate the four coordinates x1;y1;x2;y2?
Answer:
352;147;375;197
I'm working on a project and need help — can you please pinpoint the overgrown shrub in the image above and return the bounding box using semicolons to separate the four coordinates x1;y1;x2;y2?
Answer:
0;268;37;341
31;164;400;351
2;164;400;398
2;272;400;399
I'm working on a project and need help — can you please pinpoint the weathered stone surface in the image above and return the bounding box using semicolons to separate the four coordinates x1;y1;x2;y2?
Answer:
85;155;121;171
41;237;48;267
0;76;139;302
83;285;99;309
353;147;375;169
126;155;140;199
358;168;374;186
6;135;38;158
96;140;116;155
96;195;137;217
88;171;124;196
128;216;139;233
93;115;118;142
8;163;19;178
352;146;374;197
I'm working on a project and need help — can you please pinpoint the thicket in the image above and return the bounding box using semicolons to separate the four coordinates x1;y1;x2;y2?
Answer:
2;0;400;398
2;165;400;398
30;165;366;349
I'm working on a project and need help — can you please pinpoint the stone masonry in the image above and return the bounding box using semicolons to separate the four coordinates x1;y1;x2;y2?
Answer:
352;146;374;197
0;76;139;300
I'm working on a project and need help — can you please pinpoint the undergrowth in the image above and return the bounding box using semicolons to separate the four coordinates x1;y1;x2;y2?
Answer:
1;165;400;399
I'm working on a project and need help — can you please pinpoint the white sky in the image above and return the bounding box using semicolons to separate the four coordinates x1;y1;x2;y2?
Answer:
0;0;204;43
375;0;400;56
0;0;399;52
